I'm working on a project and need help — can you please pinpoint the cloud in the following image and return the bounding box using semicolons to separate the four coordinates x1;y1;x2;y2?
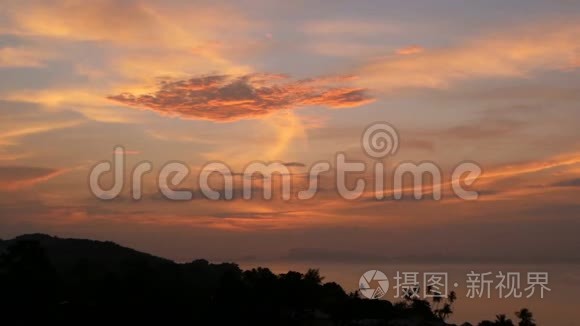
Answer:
1;88;152;123
0;47;52;68
282;162;306;168
1;1;254;79
349;150;580;201
477;152;580;183
425;118;524;139
2;0;243;48
395;45;424;56
359;23;580;91
0;152;30;161
0;119;83;146
0;166;67;190
551;178;580;187
108;74;374;122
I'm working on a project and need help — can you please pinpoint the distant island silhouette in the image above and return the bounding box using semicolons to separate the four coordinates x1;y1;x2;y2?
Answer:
0;234;536;325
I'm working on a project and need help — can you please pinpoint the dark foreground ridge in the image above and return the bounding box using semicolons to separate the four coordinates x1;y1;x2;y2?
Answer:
0;234;536;325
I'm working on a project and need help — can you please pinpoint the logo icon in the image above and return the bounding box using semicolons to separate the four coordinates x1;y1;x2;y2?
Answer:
361;122;399;158
359;270;389;299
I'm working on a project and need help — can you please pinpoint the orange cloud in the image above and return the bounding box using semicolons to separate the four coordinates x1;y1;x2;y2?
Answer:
360;23;580;90
343;151;580;201
3;0;216;47
395;45;424;55
477;152;580;182
0;166;68;190
1;1;254;79
108;74;374;122
0;47;52;68
0;120;83;146
0;152;30;161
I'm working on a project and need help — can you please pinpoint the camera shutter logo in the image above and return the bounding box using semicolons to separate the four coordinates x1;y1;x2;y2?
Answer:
359;270;389;299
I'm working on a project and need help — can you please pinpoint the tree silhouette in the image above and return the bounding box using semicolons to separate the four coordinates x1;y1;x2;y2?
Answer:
515;308;536;326
0;240;59;306
304;268;324;284
430;289;456;321
427;284;443;311
478;321;496;326
448;290;457;304
439;303;453;320
0;234;543;325
495;314;515;326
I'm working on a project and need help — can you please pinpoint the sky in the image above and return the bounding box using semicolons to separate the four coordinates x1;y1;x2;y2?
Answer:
1;0;580;304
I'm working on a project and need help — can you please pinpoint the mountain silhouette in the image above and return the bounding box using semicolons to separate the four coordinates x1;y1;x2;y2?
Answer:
1;233;171;268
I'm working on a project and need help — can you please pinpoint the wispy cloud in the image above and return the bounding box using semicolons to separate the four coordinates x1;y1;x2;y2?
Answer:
0;166;68;190
395;45;424;56
1;0;249;47
359;22;580;91
0;47;53;68
551;178;580;187
0;120;83;145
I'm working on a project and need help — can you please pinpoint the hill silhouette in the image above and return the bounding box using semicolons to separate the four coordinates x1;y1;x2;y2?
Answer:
1;233;171;267
0;234;536;325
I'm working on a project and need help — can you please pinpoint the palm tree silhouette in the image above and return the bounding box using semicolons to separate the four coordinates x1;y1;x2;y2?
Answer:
515;308;535;326
427;285;442;311
495;314;514;325
448;291;457;304
439;303;453;320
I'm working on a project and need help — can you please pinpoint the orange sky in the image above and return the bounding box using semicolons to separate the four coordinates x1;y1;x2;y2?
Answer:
0;0;579;277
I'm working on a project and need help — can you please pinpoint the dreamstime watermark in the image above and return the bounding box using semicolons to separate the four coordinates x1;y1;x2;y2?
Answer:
89;122;482;201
